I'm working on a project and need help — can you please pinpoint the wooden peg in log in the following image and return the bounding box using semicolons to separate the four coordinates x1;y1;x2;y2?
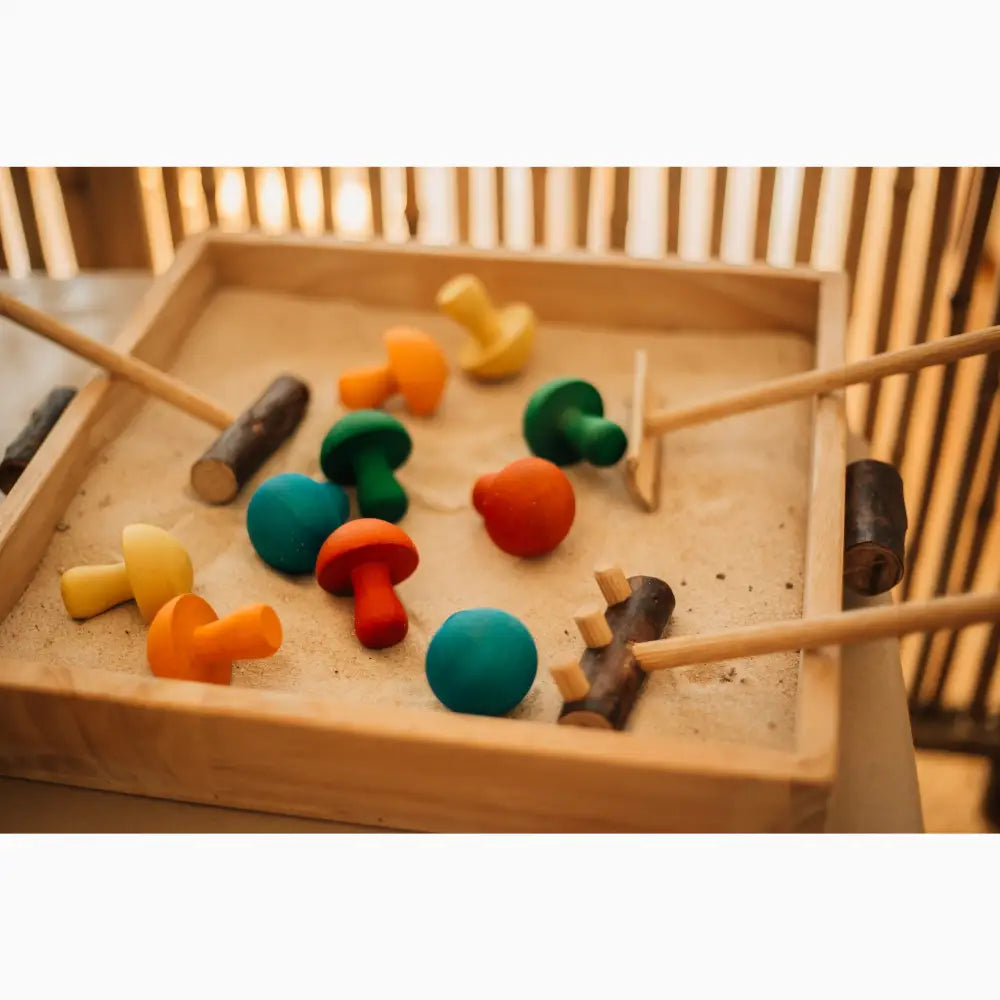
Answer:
594;565;632;606
557;572;676;730
0;386;77;494
550;661;591;701
843;459;907;596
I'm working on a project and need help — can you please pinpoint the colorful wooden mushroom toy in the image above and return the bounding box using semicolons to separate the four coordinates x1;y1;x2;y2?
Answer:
147;593;283;685
435;274;535;381
315;518;419;649
425;608;537;716
338;326;449;417
320;410;412;523
472;457;575;558
246;472;350;575
60;523;193;622
523;377;627;467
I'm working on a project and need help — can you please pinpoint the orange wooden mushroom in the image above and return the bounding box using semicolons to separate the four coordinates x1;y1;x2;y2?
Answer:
338;327;449;417
147;594;282;685
472;456;576;558
315;518;419;649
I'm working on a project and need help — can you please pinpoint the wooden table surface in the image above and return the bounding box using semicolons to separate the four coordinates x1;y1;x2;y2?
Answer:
0;272;925;833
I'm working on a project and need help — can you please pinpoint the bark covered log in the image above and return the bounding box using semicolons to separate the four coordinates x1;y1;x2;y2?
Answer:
844;459;908;596
0;386;77;494
558;575;675;730
189;375;310;505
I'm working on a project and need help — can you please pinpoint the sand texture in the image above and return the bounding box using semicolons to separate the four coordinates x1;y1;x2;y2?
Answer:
0;288;819;750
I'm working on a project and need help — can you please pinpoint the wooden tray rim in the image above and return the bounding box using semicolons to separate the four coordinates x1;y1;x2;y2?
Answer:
0;233;847;832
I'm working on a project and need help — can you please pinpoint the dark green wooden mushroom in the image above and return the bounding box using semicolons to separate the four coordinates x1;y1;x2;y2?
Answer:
320;410;412;523
523;377;627;467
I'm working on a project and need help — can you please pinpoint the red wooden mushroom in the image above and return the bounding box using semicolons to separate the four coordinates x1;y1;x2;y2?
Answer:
315;518;419;649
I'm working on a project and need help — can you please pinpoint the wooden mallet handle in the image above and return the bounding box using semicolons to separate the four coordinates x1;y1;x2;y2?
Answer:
0;292;235;429
644;324;1000;436
633;591;1000;672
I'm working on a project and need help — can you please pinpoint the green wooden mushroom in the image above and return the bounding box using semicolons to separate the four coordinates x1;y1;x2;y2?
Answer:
320;410;412;523
523;377;627;467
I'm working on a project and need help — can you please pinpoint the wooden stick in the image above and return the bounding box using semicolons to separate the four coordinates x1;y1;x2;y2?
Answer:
624;349;662;511
643;323;1000;437
0;292;235;429
550;661;591;701
634;591;1000;672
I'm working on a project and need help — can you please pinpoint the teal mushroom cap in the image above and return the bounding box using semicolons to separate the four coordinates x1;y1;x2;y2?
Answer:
523;377;627;467
425;608;537;716
246;472;350;575
320;410;412;523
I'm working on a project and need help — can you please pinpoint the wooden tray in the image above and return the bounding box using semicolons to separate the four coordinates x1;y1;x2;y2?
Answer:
0;233;847;832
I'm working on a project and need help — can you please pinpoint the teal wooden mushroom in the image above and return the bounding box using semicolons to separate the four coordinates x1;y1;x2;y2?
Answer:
523;377;627;467
246;472;350;575
425;608;537;716
320;410;412;523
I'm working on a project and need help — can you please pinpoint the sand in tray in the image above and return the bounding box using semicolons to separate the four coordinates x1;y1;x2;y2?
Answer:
0;288;817;751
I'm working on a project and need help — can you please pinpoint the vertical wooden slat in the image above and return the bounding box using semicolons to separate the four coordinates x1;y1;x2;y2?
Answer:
9;167;45;271
455;168;469;244
367;168;383;238
404;167;419;239
609;167;629;251
531;167;547;247
914;353;1000;705
709;167;728;258
161;167;187;245
844;167;874;311
494;167;505;247
242;167;260;228
316;168;332;232
753;167;776;261
200;168;219;227
903;167;999;601
971;621;1000;720
890;168;959;468
575;168;592;249
0;222;7;271
54;167;151;270
666;167;682;255
863;166;916;441
795;167;823;264
283;167;301;231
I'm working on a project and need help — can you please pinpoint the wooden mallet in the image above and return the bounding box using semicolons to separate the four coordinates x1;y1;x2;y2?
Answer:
625;324;1000;512
0;293;309;505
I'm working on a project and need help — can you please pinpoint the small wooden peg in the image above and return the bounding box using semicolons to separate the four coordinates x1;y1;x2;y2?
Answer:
574;604;613;648
550;661;591;701
594;566;632;606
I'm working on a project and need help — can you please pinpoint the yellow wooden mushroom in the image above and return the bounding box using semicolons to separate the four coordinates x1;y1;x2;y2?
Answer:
60;523;194;622
435;274;535;381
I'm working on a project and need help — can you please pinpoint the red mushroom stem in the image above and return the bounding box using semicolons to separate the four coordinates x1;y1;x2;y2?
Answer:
350;559;409;648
